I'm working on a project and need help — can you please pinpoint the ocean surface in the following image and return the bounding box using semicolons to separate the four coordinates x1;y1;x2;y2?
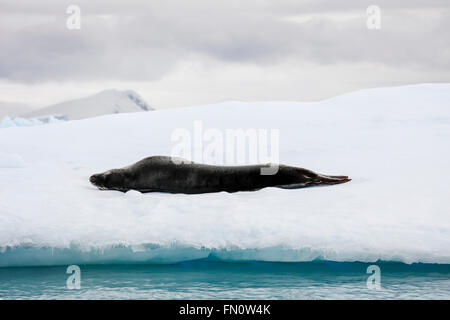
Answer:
1;260;449;299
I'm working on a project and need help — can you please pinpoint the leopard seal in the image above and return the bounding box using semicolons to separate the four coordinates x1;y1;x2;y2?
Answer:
89;156;350;194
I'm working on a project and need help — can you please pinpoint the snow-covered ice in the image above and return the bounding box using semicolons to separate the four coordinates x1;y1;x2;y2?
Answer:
0;84;449;266
0;116;49;129
0;153;25;168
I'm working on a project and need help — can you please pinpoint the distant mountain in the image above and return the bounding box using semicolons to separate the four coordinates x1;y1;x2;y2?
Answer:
22;89;152;121
0;101;32;119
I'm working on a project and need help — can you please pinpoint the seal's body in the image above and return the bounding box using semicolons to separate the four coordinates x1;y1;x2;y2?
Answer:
89;156;350;194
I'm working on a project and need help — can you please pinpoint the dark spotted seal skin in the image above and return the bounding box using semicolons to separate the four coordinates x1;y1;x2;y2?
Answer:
89;156;350;194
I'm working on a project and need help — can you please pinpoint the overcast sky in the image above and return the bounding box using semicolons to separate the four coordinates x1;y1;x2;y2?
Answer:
0;0;449;109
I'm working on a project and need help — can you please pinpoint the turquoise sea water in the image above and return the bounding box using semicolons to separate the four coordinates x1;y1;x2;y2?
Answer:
1;260;449;299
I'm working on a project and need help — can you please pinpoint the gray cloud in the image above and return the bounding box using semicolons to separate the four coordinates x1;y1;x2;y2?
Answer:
0;0;449;83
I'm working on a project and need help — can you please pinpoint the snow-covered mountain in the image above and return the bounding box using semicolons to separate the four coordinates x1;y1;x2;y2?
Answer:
22;89;152;121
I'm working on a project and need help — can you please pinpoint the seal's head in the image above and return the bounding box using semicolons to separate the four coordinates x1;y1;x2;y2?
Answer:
90;169;126;191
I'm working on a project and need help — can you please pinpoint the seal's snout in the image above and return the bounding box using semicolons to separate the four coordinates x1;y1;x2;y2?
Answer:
90;173;107;190
89;174;101;186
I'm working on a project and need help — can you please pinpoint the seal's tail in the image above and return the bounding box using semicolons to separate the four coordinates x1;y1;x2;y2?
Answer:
315;174;351;185
277;173;351;189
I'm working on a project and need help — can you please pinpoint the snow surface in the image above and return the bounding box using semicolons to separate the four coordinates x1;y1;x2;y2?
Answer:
21;89;152;121
0;153;25;168
0;84;449;267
